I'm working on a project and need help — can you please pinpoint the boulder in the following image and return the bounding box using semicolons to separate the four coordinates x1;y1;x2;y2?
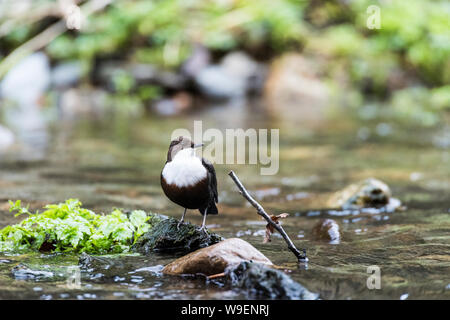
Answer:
225;261;319;300
132;217;223;254
312;219;341;244
162;238;272;276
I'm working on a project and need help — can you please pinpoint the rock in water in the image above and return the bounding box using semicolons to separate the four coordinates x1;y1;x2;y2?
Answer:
11;264;54;280
132;218;223;254
162;238;272;276
225;261;319;300
326;178;401;210
78;253;164;282
312;219;341;244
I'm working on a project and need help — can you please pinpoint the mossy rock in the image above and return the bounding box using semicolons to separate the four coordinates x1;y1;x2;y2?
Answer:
131;218;223;254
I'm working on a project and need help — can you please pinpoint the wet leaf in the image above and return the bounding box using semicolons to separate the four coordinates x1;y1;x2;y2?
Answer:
264;213;289;243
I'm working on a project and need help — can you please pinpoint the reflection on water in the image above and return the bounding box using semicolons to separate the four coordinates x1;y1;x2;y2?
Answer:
3;104;49;160
0;100;449;299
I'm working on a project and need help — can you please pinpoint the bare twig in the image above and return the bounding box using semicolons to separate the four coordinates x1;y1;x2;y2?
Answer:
228;170;307;262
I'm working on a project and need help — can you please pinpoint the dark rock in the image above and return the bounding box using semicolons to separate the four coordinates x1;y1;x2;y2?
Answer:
162;238;272;276
38;234;57;252
224;261;319;300
132;218;223;255
312;219;341;244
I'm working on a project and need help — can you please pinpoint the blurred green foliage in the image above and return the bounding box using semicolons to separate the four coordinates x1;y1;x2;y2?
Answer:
307;0;449;92
0;0;448;124
45;0;307;67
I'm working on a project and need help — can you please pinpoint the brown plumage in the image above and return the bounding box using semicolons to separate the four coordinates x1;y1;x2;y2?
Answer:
161;136;218;230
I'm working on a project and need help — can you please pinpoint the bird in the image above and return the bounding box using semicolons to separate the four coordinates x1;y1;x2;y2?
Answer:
161;136;218;231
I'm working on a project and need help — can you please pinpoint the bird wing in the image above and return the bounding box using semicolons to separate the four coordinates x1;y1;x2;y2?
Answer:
202;158;218;203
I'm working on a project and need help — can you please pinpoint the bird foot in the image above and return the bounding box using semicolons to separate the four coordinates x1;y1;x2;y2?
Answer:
177;220;184;230
199;226;208;233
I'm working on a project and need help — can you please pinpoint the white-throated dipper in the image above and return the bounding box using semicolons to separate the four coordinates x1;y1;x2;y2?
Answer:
161;136;218;230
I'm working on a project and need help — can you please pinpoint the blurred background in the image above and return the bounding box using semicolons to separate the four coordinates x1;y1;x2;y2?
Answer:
1;0;449;129
0;0;449;300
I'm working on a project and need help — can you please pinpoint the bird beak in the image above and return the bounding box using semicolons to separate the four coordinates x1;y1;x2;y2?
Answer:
193;143;204;148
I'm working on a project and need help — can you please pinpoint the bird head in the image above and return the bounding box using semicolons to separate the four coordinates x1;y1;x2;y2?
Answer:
167;136;203;161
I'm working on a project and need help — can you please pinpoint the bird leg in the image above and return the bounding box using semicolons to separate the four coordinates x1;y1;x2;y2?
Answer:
177;208;187;230
200;208;208;232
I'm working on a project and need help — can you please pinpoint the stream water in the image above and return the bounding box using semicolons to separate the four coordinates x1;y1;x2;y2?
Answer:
0;100;449;299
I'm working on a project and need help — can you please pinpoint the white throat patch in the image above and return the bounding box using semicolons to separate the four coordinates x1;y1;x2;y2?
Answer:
162;148;207;187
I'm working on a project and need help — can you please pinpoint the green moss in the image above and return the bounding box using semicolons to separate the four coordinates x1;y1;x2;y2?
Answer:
0;199;162;254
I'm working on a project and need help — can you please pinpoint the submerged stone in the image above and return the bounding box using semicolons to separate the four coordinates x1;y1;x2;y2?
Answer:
162;238;272;276
312;219;341;244
79;252;113;273
78;252;126;281
11;264;53;280
10;263;69;281
78;252;163;282
326;178;401;210
132;218;223;255
225;261;319;300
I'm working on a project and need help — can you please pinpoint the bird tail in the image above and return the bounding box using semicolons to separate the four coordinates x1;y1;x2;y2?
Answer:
199;201;218;215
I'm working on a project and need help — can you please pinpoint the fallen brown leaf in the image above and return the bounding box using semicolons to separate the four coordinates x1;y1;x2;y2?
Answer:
264;213;289;243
